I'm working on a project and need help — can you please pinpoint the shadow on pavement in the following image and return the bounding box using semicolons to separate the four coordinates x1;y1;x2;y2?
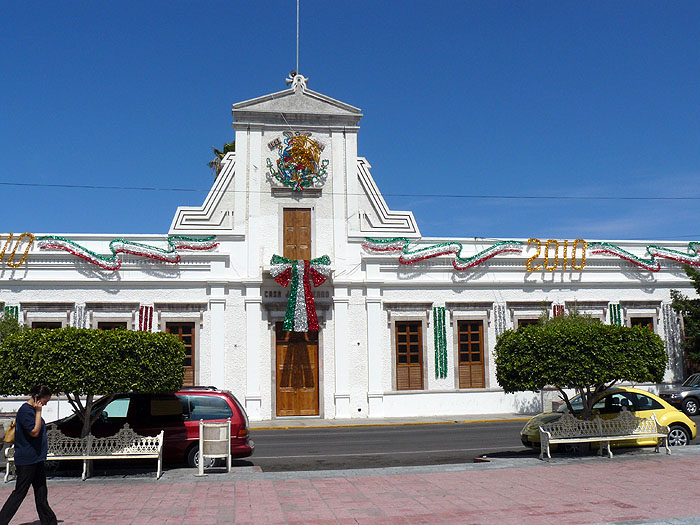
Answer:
41;458;256;480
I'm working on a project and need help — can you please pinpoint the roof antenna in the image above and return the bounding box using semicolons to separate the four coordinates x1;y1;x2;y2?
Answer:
296;0;299;75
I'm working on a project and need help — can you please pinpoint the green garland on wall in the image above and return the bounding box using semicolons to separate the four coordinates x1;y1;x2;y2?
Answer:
433;306;447;379
609;304;622;325
3;306;18;319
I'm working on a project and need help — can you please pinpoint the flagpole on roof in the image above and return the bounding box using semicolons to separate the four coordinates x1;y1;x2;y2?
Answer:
296;0;300;74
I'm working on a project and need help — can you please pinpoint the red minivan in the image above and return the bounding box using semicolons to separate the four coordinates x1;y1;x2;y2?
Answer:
51;387;254;468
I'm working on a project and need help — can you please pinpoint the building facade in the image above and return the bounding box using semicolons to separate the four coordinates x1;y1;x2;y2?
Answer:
1;75;697;421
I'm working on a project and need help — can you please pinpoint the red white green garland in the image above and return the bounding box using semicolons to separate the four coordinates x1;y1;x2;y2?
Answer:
36;235;219;271
362;238;524;270
364;237;700;273
139;305;154;331
589;241;700;273
270;254;331;332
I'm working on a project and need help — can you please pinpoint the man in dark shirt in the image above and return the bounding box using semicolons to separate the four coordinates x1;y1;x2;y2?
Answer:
14;401;49;465
0;385;57;525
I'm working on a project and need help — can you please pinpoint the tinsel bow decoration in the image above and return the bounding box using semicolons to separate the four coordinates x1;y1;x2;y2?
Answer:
270;254;331;332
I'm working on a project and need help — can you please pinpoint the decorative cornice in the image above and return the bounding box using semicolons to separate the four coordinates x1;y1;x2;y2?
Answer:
170;153;236;234
356;159;420;237
154;303;207;312
20;302;74;312
85;303;139;312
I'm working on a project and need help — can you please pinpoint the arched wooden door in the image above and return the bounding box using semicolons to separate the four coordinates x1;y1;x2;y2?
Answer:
275;323;319;416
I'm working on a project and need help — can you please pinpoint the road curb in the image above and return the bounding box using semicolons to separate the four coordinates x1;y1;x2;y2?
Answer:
250;417;531;431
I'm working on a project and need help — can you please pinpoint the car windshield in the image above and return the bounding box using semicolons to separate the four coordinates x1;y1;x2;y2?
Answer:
682;374;700;388
556;396;584;413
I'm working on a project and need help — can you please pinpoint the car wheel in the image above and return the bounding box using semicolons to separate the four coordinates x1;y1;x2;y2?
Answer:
668;425;691;446
186;445;217;469
682;398;699;417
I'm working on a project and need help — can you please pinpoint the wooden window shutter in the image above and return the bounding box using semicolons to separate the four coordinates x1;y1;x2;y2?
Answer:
395;321;424;390
166;322;196;387
458;320;485;388
283;208;311;260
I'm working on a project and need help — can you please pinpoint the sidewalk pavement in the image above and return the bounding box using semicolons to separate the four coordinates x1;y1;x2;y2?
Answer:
249;412;532;430
2;415;699;524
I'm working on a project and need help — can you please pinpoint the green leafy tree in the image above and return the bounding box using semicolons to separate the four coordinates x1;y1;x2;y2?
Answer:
495;312;667;420
207;140;235;177
0;327;185;438
671;265;700;372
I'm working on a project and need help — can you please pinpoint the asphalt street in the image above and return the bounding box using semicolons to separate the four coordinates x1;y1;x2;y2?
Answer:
249;420;531;471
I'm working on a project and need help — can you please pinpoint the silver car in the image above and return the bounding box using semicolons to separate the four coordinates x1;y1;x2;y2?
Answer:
659;373;700;416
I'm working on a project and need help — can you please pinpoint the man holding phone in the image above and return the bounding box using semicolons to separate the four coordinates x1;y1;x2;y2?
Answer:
0;385;57;525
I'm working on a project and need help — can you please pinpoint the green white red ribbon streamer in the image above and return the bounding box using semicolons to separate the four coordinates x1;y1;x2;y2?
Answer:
364;237;700;273
362;238;524;270
270;254;331;332
609;304;622;325
3;306;18;320
433;307;447;379
589;241;700;273
139;305;154;331
36;235;219;271
70;305;87;328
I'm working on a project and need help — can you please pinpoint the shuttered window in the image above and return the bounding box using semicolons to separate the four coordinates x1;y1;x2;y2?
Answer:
517;318;539;329
97;321;128;330
395;321;423;390
166;322;195;386
31;322;61;329
630;317;654;331
283;208;311;260
458;320;485;388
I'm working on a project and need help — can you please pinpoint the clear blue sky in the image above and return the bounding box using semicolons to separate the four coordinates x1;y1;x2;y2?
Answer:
2;2;698;242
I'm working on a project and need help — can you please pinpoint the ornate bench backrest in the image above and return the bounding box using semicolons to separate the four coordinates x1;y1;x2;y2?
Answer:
47;427;88;456
88;424;162;456
631;412;666;435
543;412;601;438
599;408;641;436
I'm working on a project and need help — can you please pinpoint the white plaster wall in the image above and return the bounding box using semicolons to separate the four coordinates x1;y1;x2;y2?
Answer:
380;390;541;417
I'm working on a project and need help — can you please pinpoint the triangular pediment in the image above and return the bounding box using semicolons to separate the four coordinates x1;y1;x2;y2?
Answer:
233;86;362;127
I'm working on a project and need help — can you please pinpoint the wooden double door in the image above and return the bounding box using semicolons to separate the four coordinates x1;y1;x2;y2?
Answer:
275;323;319;416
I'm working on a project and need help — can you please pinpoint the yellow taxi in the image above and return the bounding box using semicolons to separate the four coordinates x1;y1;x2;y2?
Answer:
520;386;697;451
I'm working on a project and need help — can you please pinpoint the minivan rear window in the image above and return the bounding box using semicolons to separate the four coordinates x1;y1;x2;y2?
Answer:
129;394;185;422
151;397;184;417
186;395;232;421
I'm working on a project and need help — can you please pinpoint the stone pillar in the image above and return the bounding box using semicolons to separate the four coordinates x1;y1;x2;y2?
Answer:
208;297;226;388
333;288;350;418
331;129;348;264
244;290;262;419
366;292;384;418
246;128;263;278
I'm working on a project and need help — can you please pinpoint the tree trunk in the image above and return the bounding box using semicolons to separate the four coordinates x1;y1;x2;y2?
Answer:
80;394;93;439
80;394;94;479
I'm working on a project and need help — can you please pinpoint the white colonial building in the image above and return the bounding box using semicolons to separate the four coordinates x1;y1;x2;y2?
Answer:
1;75;697;421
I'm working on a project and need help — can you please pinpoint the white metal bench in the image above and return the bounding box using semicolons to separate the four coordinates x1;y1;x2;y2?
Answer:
4;424;163;481
539;408;670;460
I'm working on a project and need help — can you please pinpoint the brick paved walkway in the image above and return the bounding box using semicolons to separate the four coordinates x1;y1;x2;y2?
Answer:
1;452;699;524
